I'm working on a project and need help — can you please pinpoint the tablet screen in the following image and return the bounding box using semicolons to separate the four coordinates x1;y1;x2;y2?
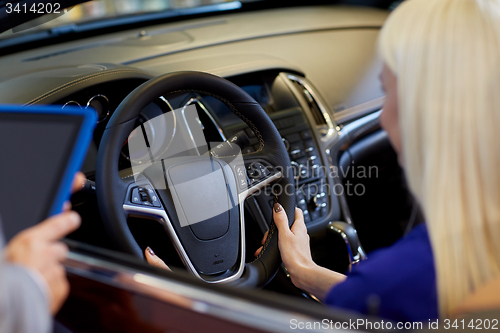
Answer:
0;113;83;241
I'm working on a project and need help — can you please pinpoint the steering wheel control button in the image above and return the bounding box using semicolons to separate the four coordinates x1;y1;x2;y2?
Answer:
139;191;148;202
245;165;259;179
129;185;161;208
147;191;161;208
137;187;154;204
234;165;249;190
246;163;271;182
131;188;141;204
143;185;161;207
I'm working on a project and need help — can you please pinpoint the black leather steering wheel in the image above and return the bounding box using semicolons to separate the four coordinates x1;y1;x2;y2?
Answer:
95;71;295;287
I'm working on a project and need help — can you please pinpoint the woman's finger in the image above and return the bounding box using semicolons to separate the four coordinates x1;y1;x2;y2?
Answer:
72;172;86;194
254;246;263;257
145;247;171;271
261;230;269;245
273;203;292;236
290;208;307;235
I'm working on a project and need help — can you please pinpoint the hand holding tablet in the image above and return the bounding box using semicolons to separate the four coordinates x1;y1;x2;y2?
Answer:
5;173;85;314
0;105;96;241
0;105;96;314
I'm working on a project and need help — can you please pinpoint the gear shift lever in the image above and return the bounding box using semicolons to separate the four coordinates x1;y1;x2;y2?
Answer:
327;221;366;271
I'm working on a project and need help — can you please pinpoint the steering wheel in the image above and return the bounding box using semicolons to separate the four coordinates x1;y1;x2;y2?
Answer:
95;71;295;287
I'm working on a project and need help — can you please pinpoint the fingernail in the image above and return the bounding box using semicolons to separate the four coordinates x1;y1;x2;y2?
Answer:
69;212;80;224
147;246;155;256
274;203;283;213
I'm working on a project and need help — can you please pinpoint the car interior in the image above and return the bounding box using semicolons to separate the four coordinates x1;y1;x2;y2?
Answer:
0;0;422;330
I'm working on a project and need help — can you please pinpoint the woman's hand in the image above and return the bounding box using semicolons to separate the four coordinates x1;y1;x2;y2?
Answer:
5;172;85;314
144;246;170;271
255;204;346;300
255;206;316;287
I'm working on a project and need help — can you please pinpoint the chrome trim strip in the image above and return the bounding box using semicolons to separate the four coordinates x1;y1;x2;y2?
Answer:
328;225;356;271
159;96;173;111
327;224;365;269
62;100;81;109
324;110;381;230
358;247;367;261
86;94;110;123
324;111;382;261
336;110;382;142
333;96;385;124
64;251;333;333
122;171;281;284
123;203;246;284
286;74;336;135
242;171;282;199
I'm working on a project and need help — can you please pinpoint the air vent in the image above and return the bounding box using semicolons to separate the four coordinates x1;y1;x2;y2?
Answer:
287;75;334;131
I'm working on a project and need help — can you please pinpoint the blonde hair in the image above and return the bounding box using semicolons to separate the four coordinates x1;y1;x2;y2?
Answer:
379;0;500;317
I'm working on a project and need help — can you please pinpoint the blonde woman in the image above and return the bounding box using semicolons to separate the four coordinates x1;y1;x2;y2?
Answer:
254;0;500;321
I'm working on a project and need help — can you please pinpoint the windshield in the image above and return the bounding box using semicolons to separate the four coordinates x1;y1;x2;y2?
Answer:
0;0;243;41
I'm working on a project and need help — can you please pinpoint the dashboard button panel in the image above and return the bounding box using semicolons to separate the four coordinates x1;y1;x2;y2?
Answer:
129;185;161;208
244;111;329;224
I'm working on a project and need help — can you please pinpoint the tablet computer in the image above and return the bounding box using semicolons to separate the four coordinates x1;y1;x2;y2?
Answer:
0;105;96;241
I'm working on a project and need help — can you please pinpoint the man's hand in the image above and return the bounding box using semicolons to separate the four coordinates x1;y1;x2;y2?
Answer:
6;212;81;314
5;172;85;314
255;204;346;300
